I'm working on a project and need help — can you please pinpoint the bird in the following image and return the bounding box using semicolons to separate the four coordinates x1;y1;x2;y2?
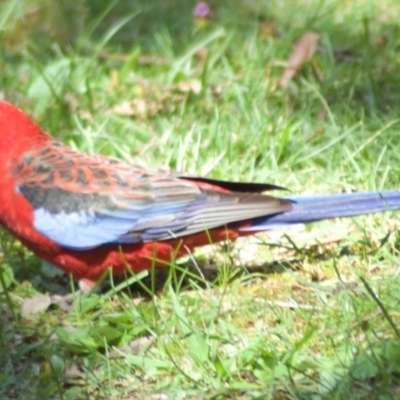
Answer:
0;99;399;288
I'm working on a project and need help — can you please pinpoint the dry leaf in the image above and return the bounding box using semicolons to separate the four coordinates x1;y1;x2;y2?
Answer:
63;363;83;380
172;79;202;94
21;294;52;316
129;336;154;354
109;99;162;118
280;32;320;87
50;294;75;311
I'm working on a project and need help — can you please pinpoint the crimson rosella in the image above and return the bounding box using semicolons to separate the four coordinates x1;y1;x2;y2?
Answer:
0;100;399;287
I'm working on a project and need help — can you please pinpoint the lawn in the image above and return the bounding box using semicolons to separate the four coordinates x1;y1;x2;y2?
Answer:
1;0;400;398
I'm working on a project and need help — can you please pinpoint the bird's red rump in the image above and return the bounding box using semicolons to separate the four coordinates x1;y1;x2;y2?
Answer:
45;226;244;282
181;178;235;194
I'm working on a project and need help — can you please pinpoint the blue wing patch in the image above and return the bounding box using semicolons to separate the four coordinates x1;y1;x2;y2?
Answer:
33;208;143;249
32;200;191;250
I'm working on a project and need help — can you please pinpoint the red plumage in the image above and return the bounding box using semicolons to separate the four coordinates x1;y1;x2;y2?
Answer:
1;101;399;287
0;101;289;285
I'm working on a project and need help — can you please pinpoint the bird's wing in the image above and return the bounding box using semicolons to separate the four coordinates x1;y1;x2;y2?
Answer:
13;141;291;250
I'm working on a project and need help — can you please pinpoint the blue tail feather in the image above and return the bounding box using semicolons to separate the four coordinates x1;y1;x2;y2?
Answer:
242;191;400;231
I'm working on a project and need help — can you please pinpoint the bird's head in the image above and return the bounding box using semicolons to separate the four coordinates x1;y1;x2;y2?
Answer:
0;100;52;158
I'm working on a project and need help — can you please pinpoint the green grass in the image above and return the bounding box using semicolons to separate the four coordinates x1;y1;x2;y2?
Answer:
1;0;400;398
